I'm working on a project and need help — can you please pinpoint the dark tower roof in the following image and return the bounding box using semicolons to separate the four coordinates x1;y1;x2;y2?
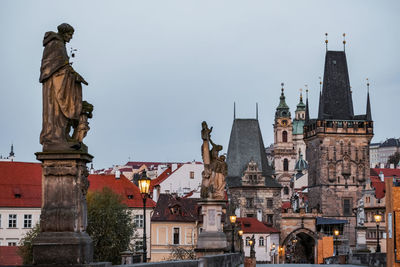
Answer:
226;119;279;188
305;94;310;122
275;88;290;118
366;91;372;121
318;50;354;120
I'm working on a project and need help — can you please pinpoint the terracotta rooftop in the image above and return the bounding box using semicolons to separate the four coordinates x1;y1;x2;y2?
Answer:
370;168;400;199
88;174;156;208
0;161;42;207
151;194;199;222
237;217;279;234
0;161;155;208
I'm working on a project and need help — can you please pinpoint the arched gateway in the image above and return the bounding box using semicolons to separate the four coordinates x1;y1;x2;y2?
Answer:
281;227;317;263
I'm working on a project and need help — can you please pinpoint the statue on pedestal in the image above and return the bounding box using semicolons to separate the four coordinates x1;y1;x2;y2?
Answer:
357;198;365;226
200;121;227;200
39;23;93;151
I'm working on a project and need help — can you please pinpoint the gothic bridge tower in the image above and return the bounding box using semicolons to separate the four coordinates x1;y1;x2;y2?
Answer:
304;48;373;245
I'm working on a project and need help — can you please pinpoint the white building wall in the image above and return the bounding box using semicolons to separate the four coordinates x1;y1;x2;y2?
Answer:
159;162;203;198
0;207;41;246
243;233;280;263
131;207;153;260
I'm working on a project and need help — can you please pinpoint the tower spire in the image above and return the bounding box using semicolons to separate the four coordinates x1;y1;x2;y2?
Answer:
366;78;372;121
343;33;346;51
305;89;310;122
256;102;258;120
325;33;328;51
9;144;14;157
234;102;236;120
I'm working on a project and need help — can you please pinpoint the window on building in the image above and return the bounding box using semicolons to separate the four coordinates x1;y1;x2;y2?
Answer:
246;214;254;218
173;227;180;245
134;214;144;228
284;186;289;195
259;236;264;246
190;171;195;179
283;159;289;171
366;197;370;204
24;214;32;228
135;240;143;252
267;198;273;208
267;214;273;224
8;214;17;228
246;198;254;208
246;237;250;246
282;131;288;143
8;242;17;246
343;198;352;216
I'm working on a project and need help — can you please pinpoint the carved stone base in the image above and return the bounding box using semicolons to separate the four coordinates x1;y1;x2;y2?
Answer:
33;151;93;264
33;232;93;264
355;226;367;249
196;199;227;257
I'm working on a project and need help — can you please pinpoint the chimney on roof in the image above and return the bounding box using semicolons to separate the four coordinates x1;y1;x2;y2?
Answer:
171;163;178;172
380;163;385;169
115;170;121;179
257;209;262;222
153;186;159;202
390;163;395;169
379;171;384;182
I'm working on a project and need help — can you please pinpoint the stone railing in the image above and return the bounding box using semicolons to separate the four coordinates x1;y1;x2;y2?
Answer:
324;252;386;267
114;253;242;267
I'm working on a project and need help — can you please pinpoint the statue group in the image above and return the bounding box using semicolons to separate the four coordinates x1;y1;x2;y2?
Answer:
39;23;93;151
200;121;227;200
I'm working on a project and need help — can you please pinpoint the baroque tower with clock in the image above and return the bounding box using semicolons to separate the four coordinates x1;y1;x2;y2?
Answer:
273;84;297;202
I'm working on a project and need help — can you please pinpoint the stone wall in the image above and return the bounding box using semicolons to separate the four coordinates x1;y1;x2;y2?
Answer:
115;253;242;267
324;252;386;267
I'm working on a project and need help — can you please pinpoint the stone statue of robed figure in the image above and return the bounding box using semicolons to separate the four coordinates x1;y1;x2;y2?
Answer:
40;23;93;151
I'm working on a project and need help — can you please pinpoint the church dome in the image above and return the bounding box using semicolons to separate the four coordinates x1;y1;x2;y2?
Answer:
295;154;308;172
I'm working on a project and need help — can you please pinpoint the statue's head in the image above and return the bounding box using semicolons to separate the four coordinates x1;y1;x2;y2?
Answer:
219;155;226;161
57;23;74;43
201;121;207;129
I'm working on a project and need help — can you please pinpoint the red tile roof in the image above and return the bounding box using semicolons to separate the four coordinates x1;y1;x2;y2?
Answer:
369;168;400;199
151;194;199;222
0;162;155;209
237;217;279;234
88;174;156;208
282;201;291;210
0;246;22;265
0;162;42;207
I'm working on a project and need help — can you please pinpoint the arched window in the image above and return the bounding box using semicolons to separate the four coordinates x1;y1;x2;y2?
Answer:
282;131;288;142
284;186;289;195
259;237;265;246
283;159;289;171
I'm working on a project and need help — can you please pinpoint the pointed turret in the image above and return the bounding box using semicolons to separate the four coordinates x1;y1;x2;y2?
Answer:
275;83;290;119
9;144;14;157
305;90;310;122
366;82;372;121
318;51;354;120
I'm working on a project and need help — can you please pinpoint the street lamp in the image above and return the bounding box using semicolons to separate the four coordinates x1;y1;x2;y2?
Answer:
334;229;340;256
271;243;276;264
374;214;382;253
229;215;237;253
238;229;243;254
138;170;151;263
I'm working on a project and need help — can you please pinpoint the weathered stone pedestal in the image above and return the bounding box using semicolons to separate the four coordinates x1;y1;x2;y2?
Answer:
355;226;367;250
195;199;228;257
33;151;94;265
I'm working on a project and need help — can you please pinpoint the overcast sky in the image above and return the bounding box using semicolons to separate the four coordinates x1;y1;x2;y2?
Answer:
0;1;399;169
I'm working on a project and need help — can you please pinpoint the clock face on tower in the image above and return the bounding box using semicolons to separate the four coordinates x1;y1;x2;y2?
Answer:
281;120;287;126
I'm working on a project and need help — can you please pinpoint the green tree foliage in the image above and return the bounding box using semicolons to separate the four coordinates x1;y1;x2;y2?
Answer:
388;152;400;166
17;223;40;264
87;187;136;264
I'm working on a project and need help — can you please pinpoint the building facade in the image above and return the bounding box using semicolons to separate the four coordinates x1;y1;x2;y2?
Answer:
226;118;282;229
304;49;374;246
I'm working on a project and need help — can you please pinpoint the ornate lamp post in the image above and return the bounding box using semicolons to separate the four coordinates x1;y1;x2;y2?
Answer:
271;243;276;264
238;229;243;254
334;229;340;256
229;215;237;253
138;170;151;263
374;214;382;252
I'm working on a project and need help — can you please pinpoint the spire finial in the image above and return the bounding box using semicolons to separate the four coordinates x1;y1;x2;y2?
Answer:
366;78;370;93
281;82;285;94
319;76;322;92
343;33;346;51
256;102;258;120
299;88;303;102
234;102;236;120
325;33;328;51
